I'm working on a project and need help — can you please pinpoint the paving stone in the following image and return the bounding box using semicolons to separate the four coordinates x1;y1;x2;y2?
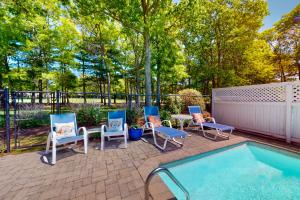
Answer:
0;131;289;200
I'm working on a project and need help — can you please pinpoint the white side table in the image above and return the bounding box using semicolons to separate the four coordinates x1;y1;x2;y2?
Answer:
171;114;192;131
87;128;102;135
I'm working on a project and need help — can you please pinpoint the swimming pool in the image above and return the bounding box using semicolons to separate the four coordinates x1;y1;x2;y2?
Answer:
160;142;300;200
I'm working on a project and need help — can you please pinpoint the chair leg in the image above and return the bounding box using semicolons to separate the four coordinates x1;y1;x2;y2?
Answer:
84;134;88;154
101;134;105;151
46;133;51;154
124;133;127;148
52;141;56;165
153;131;168;151
172;138;184;146
162;137;169;150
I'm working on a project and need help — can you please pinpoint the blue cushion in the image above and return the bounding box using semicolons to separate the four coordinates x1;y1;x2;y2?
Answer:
155;126;187;138
202;122;234;131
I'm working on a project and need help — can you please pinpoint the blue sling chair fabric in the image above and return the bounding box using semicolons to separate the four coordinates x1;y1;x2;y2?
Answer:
144;106;187;150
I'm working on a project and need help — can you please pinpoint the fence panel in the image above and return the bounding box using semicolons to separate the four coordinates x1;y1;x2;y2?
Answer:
212;81;300;143
0;90;210;151
0;90;6;152
12;91;55;149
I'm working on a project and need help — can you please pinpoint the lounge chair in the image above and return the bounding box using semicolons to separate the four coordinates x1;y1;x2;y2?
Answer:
101;110;128;150
188;106;234;140
143;106;187;150
46;113;88;165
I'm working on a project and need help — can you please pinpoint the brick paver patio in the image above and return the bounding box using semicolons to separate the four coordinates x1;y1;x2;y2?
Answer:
1;129;299;200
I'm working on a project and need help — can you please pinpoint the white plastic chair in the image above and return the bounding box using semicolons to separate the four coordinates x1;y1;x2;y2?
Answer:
46;113;88;165
101;110;128;150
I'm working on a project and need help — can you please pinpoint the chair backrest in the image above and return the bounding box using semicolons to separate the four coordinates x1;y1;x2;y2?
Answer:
108;110;126;129
50;113;78;137
144;106;160;123
188;106;202;115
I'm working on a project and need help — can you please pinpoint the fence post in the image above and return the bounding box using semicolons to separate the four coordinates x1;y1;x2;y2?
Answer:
56;90;60;114
128;94;132;110
211;89;215;118
285;84;293;143
12;90;17;149
4;88;10;153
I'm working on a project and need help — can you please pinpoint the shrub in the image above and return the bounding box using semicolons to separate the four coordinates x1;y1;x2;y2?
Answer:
162;95;182;114
76;106;103;126
160;110;171;121
126;107;143;126
178;89;206;113
18;108;49;129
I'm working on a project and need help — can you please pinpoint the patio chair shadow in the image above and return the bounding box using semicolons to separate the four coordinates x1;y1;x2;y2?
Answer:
186;128;231;142
95;139;127;150
39;147;85;165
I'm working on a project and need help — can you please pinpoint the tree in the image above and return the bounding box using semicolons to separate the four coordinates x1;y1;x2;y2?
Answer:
242;39;275;84
177;0;268;91
263;4;300;81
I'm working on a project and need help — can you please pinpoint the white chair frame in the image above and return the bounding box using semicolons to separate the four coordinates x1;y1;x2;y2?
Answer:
100;123;128;150
46;127;88;165
143;120;184;150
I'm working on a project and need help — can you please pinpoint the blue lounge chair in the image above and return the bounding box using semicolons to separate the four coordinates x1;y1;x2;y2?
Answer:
144;106;187;150
188;106;234;140
101;110;128;150
46;113;88;165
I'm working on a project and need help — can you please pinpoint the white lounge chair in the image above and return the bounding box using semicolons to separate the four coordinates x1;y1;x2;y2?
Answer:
188;106;234;140
143;106;187;150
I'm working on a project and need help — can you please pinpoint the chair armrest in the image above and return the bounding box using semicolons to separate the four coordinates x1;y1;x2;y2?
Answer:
101;124;108;133
205;117;216;123
124;123;128;132
161;120;172;128
50;131;56;140
77;127;87;136
144;122;154;129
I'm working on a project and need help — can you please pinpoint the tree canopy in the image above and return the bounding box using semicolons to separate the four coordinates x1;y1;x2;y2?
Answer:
0;0;299;104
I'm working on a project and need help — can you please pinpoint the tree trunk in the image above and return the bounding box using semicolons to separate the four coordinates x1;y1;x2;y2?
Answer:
82;60;87;104
156;59;161;107
144;28;152;106
278;57;286;82
103;82;106;105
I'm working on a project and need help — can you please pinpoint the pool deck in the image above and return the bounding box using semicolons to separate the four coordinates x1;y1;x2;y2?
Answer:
1;129;300;200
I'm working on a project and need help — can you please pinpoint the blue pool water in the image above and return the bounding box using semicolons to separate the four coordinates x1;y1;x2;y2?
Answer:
160;142;300;200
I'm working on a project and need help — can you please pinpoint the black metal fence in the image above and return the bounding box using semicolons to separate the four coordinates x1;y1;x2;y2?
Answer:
0;88;10;153
1;89;211;152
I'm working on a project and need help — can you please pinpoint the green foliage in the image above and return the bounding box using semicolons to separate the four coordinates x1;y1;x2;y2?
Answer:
0;0;295;99
76;106;103;126
262;4;300;82
18;111;49;129
160;110;171;121
242;39;275;84
126;107;143;126
162;96;182;114
178;89;206;113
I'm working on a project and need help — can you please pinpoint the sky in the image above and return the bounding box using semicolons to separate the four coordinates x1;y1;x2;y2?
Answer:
261;0;300;31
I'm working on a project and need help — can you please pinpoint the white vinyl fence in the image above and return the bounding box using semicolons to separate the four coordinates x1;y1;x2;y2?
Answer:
212;81;300;143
